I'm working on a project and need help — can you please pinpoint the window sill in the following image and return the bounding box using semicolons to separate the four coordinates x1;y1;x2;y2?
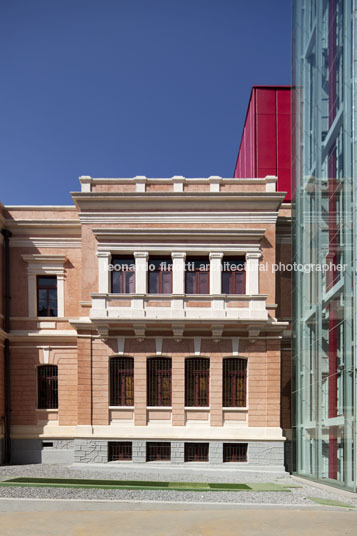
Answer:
36;408;58;412
222;407;248;411
147;406;172;410
185;407;210;410
109;406;134;409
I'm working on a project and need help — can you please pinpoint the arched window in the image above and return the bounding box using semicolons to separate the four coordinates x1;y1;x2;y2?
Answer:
110;357;134;406
223;358;247;407
38;365;58;409
185;358;209;407
147;357;172;406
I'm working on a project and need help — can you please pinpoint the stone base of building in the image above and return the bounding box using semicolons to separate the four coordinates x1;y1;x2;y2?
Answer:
9;438;285;470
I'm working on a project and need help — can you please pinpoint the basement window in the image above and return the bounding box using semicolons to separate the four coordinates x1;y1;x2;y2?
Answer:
108;442;132;461
223;443;248;462
184;443;209;462
146;442;171;462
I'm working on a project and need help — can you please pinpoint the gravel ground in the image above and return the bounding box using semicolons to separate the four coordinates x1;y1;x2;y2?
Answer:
0;464;356;507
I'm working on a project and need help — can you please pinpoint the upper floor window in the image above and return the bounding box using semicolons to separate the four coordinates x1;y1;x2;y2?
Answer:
111;256;135;294
38;365;58;409
185;257;209;294
148;257;172;294
37;276;58;317
185;357;209;407
110;357;134;406
147;357;172;406
223;358;247;407
222;257;245;294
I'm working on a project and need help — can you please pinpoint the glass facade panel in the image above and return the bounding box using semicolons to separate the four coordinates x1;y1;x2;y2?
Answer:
292;0;356;491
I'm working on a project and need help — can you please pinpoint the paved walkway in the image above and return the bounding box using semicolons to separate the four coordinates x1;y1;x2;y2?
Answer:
0;500;356;536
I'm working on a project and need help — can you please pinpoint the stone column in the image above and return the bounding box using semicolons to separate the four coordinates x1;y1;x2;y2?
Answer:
172;252;186;294
97;252;111;293
134;252;148;294
245;253;261;294
209;253;223;294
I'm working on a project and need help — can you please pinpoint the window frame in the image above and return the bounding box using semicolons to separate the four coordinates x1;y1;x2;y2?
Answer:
147;357;172;407
37;365;58;410
222;257;246;295
148;257;173;294
111;256;136;294
37;275;58;317
109;356;134;407
222;357;247;408
185;357;210;407
185;257;210;294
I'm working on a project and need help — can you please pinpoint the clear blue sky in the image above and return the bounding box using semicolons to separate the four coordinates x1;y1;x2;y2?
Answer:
0;0;291;205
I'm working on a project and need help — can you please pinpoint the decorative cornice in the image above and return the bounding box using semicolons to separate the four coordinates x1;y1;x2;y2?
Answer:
78;212;279;224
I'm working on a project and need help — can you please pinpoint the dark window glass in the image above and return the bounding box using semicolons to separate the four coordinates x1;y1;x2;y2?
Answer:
146;442;171;461
223;443;248;462
108;442;132;461
38;365;58;409
37;276;58;317
185;258;209;294
184;443;209;462
223;358;247;407
222;258;245;294
185;358;209;407
147;357;171;406
111;257;135;293
110;357;134;406
148;258;172;294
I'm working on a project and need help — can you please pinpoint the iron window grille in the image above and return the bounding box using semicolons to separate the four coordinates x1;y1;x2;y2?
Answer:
185;257;210;294
37;276;58;317
223;358;247;407
184;443;209;462
111;256;135;293
146;442;171;461
148;257;172;294
222;257;246;294
108;442;132;461
223;443;248;462
185;358;209;407
110;357;134;406
38;365;58;409
147;357;172;406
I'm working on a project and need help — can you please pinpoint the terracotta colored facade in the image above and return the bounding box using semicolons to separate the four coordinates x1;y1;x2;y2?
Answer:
0;176;291;467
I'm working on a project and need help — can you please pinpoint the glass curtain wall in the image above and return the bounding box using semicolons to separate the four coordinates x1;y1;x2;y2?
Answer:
292;0;356;491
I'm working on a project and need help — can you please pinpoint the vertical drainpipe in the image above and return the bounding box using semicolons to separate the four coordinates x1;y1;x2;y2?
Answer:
2;229;11;464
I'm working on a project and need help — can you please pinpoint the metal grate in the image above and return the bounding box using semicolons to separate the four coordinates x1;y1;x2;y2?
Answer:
110;357;134;406
223;358;247;407
108;442;132;461
146;442;171;461
38;365;58;409
185;358;209;407
147;357;172;406
184;443;209;462
223;443;248;462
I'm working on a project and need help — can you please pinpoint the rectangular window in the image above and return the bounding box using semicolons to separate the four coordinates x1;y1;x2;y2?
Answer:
223;358;247;407
185;257;209;294
222;257;245;294
108;442;132;461
146;442;171;461
37;276;58;317
223;443;248;462
110;357;134;406
38;365;58;409
185;358;209;407
111;256;135;293
148;257;172;294
147;358;171;406
184;443;209;462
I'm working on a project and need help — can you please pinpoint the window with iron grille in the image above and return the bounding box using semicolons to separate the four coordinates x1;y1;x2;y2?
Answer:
223;443;248;462
185;257;209;294
108;441;132;461
148;257;172;294
222;257;246;294
147;357;171;406
38;365;58;409
146;442;171;461
185;358;209;407
111;256;135;293
37;276;58;317
223;358;247;407
110;357;134;406
184;443;209;462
